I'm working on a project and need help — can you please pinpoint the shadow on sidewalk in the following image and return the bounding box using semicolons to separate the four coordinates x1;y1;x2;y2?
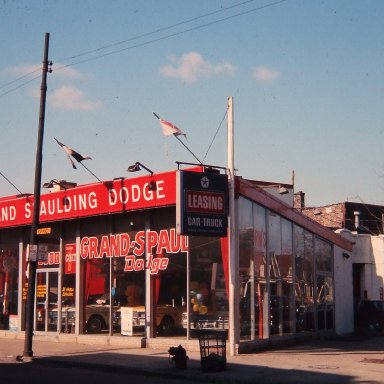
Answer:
28;350;358;384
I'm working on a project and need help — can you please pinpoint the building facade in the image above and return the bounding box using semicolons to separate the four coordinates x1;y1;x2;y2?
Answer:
298;198;384;306
0;168;352;353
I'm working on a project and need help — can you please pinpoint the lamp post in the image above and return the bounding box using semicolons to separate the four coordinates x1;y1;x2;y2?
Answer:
22;32;50;360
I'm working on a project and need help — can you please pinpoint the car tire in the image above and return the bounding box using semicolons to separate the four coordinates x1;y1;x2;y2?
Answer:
158;316;174;336
87;316;103;333
367;320;381;333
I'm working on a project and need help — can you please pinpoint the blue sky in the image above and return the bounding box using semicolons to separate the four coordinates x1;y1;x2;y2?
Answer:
0;0;383;207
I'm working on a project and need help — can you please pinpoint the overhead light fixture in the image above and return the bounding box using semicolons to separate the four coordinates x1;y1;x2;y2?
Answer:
43;179;76;190
342;252;350;259
127;162;153;175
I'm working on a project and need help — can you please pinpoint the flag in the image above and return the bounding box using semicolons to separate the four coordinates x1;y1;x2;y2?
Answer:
152;112;186;137
159;118;186;137
54;138;92;169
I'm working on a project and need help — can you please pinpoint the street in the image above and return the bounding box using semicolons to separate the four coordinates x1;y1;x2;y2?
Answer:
0;362;199;384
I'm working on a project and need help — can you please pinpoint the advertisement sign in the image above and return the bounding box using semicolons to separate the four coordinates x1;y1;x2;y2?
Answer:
65;243;76;274
176;170;228;237
120;307;134;336
0;169;178;228
37;244;48;262
8;315;18;332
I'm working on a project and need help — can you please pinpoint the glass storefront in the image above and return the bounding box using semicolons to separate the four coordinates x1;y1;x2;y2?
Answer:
239;197;334;340
22;207;229;338
0;176;338;344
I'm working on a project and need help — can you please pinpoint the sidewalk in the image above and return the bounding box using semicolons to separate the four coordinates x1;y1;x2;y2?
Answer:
0;333;383;383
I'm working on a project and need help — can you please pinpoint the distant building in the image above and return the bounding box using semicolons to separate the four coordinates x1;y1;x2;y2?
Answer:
296;193;384;304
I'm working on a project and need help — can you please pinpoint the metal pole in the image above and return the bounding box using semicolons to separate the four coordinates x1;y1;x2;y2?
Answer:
227;96;237;356
22;32;50;360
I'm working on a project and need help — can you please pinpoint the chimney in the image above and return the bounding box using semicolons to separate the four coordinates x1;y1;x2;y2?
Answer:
294;191;305;209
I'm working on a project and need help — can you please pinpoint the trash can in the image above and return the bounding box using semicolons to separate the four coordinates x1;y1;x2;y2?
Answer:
198;329;227;372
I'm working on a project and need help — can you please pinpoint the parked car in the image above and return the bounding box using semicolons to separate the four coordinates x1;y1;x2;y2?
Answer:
48;296;121;333
132;304;184;336
48;295;184;335
355;300;384;333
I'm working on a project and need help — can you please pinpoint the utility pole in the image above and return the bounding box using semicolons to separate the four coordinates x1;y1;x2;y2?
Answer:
227;96;238;356
22;32;51;360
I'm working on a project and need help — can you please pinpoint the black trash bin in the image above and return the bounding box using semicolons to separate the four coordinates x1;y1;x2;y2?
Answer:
198;329;227;372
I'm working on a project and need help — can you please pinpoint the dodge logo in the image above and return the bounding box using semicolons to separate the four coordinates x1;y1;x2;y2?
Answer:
200;176;210;189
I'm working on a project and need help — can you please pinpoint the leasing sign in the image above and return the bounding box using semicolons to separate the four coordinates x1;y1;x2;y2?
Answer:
176;170;228;237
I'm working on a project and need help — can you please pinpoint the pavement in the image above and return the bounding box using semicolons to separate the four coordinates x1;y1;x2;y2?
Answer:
0;332;383;383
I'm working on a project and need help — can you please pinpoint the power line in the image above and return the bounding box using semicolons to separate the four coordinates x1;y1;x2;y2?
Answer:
55;0;259;64
52;0;288;71
0;67;40;91
0;75;40;99
0;0;289;98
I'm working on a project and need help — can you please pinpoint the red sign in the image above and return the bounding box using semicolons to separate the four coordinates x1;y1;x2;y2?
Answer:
65;244;76;274
0;170;179;228
186;190;225;214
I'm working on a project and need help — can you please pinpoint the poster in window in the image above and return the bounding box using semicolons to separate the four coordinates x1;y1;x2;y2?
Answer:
65;244;76;274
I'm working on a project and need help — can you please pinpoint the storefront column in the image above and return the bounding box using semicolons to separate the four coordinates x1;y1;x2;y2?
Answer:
75;222;81;335
17;239;24;332
145;217;154;339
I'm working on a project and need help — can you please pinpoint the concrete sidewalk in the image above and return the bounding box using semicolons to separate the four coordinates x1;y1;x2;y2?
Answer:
0;333;383;383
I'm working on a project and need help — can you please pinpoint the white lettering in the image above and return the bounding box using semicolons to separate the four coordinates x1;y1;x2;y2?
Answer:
188;217;201;226
0;205;16;221
143;184;154;201
25;202;32;219
132;185;141;202
156;180;165;199
109;189;117;206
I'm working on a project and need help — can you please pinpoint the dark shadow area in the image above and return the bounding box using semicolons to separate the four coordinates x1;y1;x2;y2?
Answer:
16;345;370;384
1;335;383;383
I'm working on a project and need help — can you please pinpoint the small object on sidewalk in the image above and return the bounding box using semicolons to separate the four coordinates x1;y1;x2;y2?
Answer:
168;345;189;370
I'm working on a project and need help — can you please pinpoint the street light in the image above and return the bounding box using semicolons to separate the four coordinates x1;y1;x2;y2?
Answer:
127;162;153;175
127;162;156;191
43;179;77;190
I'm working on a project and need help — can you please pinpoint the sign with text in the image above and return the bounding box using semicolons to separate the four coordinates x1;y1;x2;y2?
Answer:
120;307;134;336
176;170;228;237
0;169;182;228
65;243;76;274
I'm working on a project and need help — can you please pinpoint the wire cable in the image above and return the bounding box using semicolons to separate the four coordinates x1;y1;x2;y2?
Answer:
53;0;289;71
0;0;289;98
55;0;259;63
203;107;229;163
0;74;40;99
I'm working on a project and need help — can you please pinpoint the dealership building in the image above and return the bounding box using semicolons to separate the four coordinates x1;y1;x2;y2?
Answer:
0;166;353;354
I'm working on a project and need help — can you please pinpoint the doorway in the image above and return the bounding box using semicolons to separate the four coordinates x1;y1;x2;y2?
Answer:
35;270;59;332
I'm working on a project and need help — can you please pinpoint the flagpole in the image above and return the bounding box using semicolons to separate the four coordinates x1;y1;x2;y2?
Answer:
0;171;23;195
174;135;203;165
153;112;203;165
80;162;102;183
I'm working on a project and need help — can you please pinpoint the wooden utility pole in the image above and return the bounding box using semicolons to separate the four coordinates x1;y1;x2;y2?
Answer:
22;32;51;360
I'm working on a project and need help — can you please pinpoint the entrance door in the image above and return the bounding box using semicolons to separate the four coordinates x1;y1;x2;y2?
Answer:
35;270;59;332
